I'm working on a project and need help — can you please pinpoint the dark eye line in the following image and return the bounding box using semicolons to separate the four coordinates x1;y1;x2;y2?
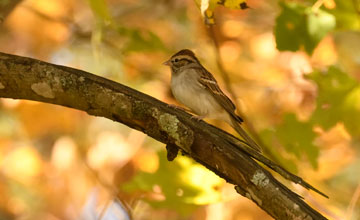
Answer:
172;58;193;63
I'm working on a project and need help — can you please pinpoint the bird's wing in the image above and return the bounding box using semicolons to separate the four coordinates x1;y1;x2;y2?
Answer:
193;67;262;151
194;66;243;123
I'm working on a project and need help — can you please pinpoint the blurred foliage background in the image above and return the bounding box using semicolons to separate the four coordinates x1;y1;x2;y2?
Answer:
0;0;360;219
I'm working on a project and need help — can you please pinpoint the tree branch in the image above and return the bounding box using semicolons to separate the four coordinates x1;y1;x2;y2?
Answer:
0;52;327;219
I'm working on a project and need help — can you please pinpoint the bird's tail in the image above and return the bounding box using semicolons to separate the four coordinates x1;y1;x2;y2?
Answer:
230;117;262;153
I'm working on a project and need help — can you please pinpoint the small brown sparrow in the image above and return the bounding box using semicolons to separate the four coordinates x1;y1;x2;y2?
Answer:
164;49;262;152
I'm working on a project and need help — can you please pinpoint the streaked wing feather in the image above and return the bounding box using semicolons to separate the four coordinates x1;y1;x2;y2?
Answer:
195;67;241;122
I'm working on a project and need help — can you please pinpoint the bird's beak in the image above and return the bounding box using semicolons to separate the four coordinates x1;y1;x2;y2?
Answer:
163;60;171;66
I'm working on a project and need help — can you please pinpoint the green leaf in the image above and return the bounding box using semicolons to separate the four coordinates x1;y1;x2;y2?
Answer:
308;66;360;136
276;114;319;168
307;8;336;50
274;2;335;54
275;2;307;52
88;0;111;22
122;151;222;214
327;0;360;30
261;67;360;169
115;26;166;52
260;129;298;173
261;114;319;169
343;87;360;136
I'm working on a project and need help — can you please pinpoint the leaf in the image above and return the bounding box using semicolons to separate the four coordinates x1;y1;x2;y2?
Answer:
343;87;360;136
193;0;248;24
276;114;319;168
260;129;298;173
88;0;111;22
261;67;360;170
116;26;166;52
122;151;222;214
327;0;360;30
274;2;307;52
308;66;360;136
274;2;335;54
220;0;249;9
261;114;319;169
307;8;336;50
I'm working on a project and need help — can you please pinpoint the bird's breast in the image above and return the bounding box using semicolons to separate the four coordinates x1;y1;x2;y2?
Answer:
171;70;222;117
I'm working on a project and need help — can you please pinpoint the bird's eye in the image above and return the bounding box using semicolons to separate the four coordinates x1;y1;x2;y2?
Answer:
174;58;179;62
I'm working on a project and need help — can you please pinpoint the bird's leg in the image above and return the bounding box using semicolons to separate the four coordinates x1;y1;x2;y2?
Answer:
168;104;204;121
168;104;191;112
190;115;205;121
168;103;181;109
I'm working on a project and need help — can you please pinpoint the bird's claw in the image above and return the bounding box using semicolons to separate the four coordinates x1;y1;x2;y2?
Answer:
168;104;187;111
168;104;180;109
190;115;205;121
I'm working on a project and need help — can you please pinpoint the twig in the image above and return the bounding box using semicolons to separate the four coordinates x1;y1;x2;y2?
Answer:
312;0;326;12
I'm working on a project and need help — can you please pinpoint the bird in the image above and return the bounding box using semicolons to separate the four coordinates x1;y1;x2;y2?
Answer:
163;49;262;152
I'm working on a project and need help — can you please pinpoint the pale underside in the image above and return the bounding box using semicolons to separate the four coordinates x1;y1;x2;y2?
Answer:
171;68;232;124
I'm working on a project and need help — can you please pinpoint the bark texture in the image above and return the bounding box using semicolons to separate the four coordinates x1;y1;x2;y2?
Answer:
0;52;328;220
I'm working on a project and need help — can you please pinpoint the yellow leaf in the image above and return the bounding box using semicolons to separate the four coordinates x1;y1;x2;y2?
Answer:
220;0;248;9
194;0;248;24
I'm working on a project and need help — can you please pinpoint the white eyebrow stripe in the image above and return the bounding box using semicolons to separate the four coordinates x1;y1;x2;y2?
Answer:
173;55;197;62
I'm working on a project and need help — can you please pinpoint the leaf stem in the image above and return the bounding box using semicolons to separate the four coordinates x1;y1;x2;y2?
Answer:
312;0;326;13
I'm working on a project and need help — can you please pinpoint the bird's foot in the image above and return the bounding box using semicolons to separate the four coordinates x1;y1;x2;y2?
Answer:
168;104;181;109
168;104;188;111
190;115;205;121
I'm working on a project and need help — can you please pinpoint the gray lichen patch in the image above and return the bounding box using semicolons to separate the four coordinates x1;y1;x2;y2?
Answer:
285;209;312;220
0;82;4;89
251;170;269;188
159;113;180;140
52;76;64;93
111;92;132;118
157;112;194;151
31;82;55;98
94;88;113;108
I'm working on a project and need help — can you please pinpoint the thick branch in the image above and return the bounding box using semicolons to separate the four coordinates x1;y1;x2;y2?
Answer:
0;52;327;220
